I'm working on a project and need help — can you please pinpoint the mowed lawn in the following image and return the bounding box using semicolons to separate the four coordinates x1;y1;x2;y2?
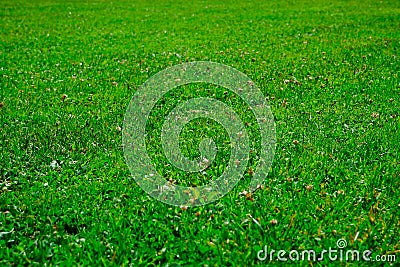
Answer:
1;0;399;266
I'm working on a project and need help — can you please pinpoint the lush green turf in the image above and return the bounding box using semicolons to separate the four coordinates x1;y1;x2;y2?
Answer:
1;0;399;266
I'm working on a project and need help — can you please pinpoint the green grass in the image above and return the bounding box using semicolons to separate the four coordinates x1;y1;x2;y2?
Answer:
1;0;399;266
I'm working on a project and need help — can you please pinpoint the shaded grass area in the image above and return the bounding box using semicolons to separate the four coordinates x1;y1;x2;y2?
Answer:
1;0;399;265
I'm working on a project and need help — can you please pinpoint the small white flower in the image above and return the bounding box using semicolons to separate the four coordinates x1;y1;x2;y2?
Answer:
50;160;59;168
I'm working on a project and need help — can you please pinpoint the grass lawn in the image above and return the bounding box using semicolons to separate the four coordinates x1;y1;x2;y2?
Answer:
1;0;399;266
